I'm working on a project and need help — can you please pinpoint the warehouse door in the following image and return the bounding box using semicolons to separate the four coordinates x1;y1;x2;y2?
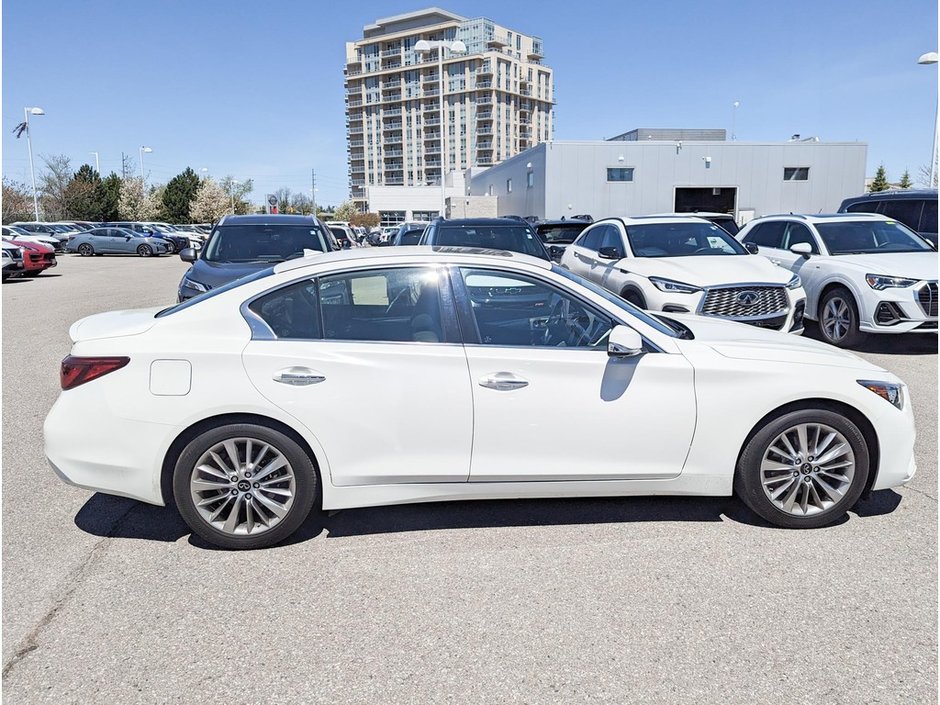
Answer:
674;187;736;214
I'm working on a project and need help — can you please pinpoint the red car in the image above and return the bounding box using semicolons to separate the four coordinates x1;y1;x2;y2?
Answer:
7;237;57;276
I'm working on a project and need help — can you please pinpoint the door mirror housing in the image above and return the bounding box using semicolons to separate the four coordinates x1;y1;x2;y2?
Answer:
790;242;813;257
744;242;759;255
179;247;198;262
607;325;644;357
597;246;623;260
548;244;563;262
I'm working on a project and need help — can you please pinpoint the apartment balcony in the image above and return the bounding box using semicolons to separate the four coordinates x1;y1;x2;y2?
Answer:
422;73;440;83
475;81;492;89
384;149;403;157
383;107;402;117
423;131;441;141
348;140;364;148
520;88;533;97
425;147;442;155
476;94;493;105
519;102;531;113
348;126;364;134
527;48;543;60
385;162;404;171
381;48;401;58
383;93;402;103
476;142;493;151
476;111;493;121
487;35;508;48
518;117;531;125
382;79;402;91
347;99;363;108
351;178;365;186
425;160;442;168
423;117;441;126
477;127;493;135
477;63;493;76
383;122;403;131
423;87;440;97
386;136;403;144
346;68;362;77
422;102;438;112
347;111;363;122
384;177;405;185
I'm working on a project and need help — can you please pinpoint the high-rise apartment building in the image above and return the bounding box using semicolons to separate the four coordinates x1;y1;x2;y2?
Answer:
345;8;554;212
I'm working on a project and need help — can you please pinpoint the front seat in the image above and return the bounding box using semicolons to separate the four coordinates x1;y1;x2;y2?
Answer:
410;280;443;343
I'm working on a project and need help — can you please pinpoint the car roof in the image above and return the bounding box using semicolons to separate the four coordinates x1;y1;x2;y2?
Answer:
643;211;735;219
273;245;552;275
436;218;533;227
842;189;938;201
535;220;591;227
597;215;712;225
751;213;894;223
219;214;319;226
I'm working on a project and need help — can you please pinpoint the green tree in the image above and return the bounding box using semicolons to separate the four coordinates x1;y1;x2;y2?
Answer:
869;164;890;192
162;167;202;223
2;178;33;223
333;200;359;222
65;164;103;220
898;169;913;189
99;173;122;221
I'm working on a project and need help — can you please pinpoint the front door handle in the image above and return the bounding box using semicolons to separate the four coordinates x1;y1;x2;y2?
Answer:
273;367;326;386
479;372;529;391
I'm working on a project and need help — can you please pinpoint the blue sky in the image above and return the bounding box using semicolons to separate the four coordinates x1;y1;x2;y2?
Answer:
3;0;937;207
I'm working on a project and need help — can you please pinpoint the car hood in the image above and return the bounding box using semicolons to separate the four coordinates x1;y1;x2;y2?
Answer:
665;313;884;372
827;251;938;280
622;254;791;287
11;238;53;253
69;307;163;342
185;259;279;289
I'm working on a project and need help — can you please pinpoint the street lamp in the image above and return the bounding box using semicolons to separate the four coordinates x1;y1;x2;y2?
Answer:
90;151;100;174
229;180;241;214
139;146;153;185
918;52;938;187
23;107;45;220
415;38;466;217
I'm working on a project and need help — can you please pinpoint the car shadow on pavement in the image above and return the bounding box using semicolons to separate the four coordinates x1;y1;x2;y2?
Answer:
73;489;904;549
803;321;938;355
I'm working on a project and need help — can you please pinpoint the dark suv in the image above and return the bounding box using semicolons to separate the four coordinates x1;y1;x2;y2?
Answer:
417;218;551;260
838;189;937;247
177;214;335;301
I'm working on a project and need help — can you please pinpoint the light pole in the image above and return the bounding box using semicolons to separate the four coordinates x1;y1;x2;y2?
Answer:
229;180;240;214
90;151;100;173
731;101;740;141
23;107;45;220
139;146;153;185
415;38;466;218
918;52;938;187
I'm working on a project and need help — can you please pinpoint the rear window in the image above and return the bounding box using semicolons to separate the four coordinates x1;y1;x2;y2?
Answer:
203;224;326;263
434;224;549;260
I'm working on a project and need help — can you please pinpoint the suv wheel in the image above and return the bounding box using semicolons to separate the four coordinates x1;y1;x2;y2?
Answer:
819;287;864;348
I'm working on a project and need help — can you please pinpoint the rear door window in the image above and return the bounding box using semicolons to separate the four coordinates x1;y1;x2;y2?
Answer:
743;221;786;249
577;225;605;252
845;201;882;214
880;200;924;231
783;223;820;254
920;199;938;233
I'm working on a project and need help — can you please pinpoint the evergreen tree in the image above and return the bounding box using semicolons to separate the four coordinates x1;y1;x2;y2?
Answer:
161;167;202;223
65;164;103;220
869;164;890;192
898;169;913;189
99;173;122;221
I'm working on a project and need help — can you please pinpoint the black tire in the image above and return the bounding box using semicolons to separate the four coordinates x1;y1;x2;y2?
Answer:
621;288;646;309
818;287;865;348
163;241;176;254
173;423;318;550
77;243;94;257
734;408;870;528
137;244;153;257
24;270;42;277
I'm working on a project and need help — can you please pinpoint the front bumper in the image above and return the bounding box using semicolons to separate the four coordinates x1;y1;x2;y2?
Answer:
860;281;938;334
645;284;805;333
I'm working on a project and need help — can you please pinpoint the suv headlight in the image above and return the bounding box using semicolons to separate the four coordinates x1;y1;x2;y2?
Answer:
182;276;209;293
865;274;918;290
649;277;702;294
857;380;904;409
786;273;802;289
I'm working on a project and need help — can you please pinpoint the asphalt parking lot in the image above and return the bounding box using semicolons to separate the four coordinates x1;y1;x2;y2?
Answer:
2;254;937;704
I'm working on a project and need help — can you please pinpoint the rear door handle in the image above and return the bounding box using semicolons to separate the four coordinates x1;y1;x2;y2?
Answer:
273;367;326;386
479;372;529;391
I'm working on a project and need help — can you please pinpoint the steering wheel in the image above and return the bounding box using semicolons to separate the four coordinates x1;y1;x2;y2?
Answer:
383;287;411;315
693;246;721;254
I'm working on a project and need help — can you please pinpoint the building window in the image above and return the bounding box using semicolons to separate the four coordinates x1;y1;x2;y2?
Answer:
527;171;534;188
488;185;494;196
379;211;406;226
506;179;512;194
607;168;634;182
784;167;810;181
412;210;439;222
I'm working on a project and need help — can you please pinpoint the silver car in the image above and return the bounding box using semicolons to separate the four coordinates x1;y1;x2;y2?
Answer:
67;227;169;257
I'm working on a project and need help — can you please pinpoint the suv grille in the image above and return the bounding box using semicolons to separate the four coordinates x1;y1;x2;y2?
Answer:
700;285;789;319
917;282;938;317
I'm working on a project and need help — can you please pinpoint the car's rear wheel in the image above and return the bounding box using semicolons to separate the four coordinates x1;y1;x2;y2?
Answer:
735;409;869;528
173;423;318;549
819;287;864;348
77;243;94;257
137;244;153;257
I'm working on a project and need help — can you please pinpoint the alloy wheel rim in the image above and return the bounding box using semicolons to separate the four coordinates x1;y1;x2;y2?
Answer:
760;423;855;517
190;437;296;536
823;298;851;340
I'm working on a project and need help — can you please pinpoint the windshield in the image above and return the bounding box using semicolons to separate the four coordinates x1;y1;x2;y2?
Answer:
707;216;740;235
536;224;588;244
436;224;549;260
816;220;934;254
50;225;72;233
625;222;746;257
553;265;679;338
203;225;326;263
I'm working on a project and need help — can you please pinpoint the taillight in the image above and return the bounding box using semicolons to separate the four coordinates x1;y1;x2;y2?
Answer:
60;356;130;390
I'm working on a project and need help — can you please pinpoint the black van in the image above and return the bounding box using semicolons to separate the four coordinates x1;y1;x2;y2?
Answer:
838;189;937;247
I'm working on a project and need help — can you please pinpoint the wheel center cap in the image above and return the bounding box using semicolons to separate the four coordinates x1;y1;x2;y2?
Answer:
801;464;812;474
237;480;251;492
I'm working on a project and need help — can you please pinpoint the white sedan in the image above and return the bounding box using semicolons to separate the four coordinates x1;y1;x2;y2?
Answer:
737;213;938;347
560;216;806;333
44;248;916;549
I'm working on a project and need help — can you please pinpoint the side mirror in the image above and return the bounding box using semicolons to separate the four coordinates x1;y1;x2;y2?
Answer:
597;246;623;260
607;325;644;358
548;245;563;261
179;247;197;262
790;242;813;258
744;242;759;255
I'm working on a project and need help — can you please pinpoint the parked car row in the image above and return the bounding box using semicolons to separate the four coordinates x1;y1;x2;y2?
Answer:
2;226;58;279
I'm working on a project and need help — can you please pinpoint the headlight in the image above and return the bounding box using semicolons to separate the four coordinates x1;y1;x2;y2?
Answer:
865;274;918;290
182;277;209;293
857;380;904;410
649;277;702;294
786;273;802;290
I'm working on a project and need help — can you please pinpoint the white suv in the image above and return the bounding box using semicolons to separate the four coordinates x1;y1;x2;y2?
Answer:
560;216;806;333
737;213;938;347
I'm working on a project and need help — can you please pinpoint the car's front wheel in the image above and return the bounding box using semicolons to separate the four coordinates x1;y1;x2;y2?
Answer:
819;287;864;348
77;243;94;257
163;240;176;254
173;423;318;549
137;244;153;257
735;408;869;528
